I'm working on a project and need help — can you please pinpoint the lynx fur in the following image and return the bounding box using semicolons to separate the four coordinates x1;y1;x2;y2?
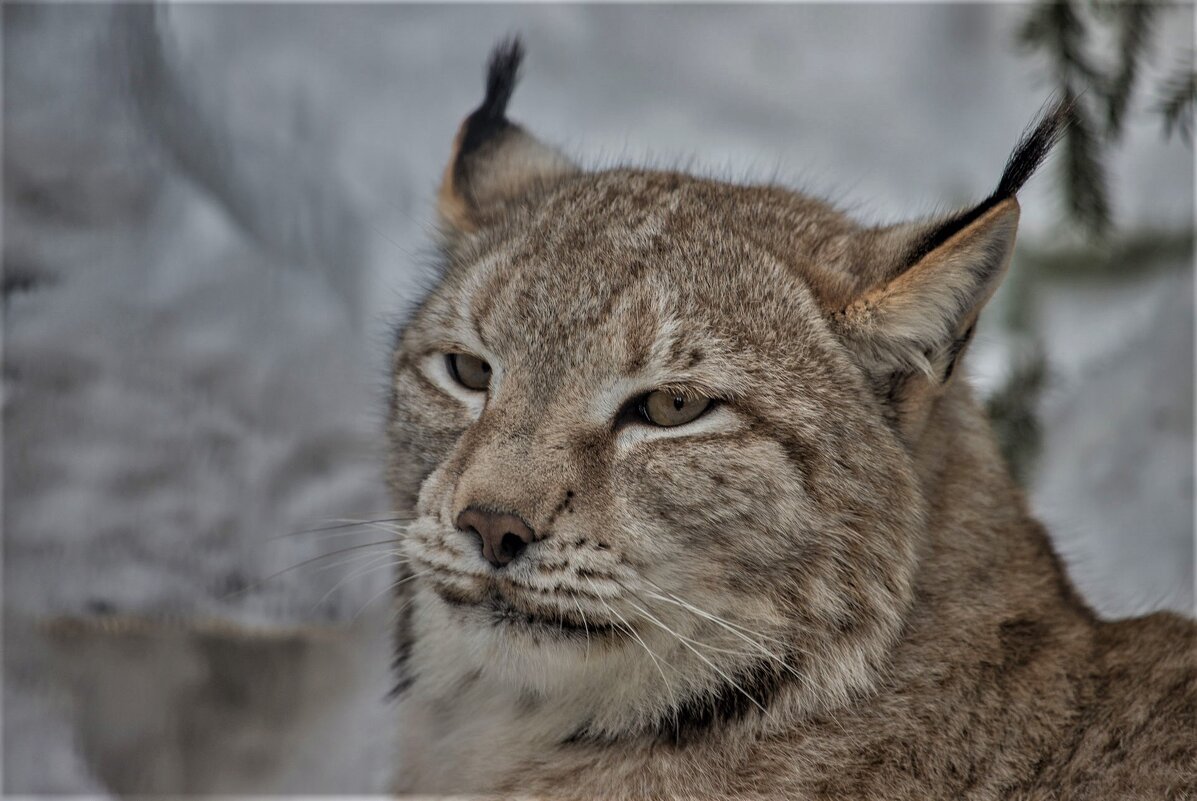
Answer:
387;40;1196;799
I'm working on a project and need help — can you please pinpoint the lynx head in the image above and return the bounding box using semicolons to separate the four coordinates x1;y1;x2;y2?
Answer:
388;39;1066;740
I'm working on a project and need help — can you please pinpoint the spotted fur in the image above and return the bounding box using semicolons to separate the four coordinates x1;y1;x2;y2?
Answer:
385;41;1196;799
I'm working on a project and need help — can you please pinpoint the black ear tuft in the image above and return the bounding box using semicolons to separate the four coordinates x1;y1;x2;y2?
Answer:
439;37;574;234
902;96;1070;267
457;36;524;165
480;36;524;124
992;95;1072;201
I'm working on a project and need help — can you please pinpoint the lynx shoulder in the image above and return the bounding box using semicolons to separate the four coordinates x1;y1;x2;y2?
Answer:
385;39;1197;799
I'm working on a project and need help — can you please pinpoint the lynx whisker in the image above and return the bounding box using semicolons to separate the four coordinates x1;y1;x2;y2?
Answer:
589;585;678;710
308;546;405;577
219;539;406;601
268;515;416;541
312;552;407;612
641;580;792;650
352;568;435;622
260;539;401;581
621;597;757;660
620;597;768;716
634;583;811;689
571;595;593;662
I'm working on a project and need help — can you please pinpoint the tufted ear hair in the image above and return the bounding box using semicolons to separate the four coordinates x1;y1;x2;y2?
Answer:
437;38;578;238
833;99;1069;435
837;99;1070;379
837;199;1021;381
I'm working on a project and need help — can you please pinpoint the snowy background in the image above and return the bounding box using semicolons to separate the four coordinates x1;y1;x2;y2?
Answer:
4;3;1193;795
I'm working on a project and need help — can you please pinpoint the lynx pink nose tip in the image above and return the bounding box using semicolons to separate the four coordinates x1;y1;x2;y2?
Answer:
455;507;536;568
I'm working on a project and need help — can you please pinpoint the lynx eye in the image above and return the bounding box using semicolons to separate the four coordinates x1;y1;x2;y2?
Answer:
639;391;712;427
445;353;492;391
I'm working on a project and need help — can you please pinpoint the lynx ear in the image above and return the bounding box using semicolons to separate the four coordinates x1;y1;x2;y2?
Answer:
834;100;1069;436
836;99;1069;382
837;199;1021;380
438;38;577;236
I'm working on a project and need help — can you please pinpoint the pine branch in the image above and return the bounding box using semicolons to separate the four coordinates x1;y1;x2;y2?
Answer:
1019;0;1112;236
1018;0;1103;87
1154;62;1196;142
1101;2;1156;139
1060;92;1112;237
986;346;1048;486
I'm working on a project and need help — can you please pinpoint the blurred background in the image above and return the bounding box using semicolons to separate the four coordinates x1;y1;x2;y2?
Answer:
3;3;1193;795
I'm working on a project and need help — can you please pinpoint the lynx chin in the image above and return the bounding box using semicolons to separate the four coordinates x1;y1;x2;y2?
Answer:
386;39;1196;800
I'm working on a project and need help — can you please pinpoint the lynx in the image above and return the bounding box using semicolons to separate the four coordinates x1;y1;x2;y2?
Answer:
386;40;1196;799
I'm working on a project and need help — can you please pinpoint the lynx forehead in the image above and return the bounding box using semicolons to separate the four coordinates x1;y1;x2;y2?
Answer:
386;39;1196;800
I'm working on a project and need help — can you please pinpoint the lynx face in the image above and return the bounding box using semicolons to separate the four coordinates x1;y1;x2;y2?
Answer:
388;41;1061;738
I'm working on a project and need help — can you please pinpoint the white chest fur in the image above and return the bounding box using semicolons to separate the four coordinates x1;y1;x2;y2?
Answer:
394;674;581;795
392;604;601;797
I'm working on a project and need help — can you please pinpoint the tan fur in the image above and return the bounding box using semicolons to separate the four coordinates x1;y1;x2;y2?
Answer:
437;121;476;235
385;73;1196;800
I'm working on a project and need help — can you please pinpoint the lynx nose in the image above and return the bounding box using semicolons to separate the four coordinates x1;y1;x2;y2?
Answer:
455;507;536;568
